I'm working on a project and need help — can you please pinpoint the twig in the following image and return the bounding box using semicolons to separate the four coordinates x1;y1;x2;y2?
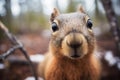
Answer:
0;21;38;80
0;44;22;60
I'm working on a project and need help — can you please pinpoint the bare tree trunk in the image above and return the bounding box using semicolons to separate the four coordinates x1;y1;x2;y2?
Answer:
55;0;60;10
5;0;12;31
101;0;120;57
95;0;99;17
67;0;76;12
0;0;12;40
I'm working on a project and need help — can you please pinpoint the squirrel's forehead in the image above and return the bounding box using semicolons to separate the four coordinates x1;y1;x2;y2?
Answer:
56;12;86;21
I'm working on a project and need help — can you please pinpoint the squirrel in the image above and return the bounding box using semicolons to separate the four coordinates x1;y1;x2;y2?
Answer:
38;5;101;80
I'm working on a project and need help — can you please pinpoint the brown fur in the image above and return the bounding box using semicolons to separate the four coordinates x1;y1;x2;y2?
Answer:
38;5;101;80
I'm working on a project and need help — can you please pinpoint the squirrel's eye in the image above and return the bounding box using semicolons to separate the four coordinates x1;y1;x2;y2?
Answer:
52;22;58;32
87;19;93;29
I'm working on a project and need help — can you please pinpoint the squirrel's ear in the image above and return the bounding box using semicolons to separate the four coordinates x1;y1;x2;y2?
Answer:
50;8;60;22
77;4;85;13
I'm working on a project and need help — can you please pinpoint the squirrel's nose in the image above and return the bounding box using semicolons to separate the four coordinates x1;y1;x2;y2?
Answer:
65;32;83;49
67;42;82;49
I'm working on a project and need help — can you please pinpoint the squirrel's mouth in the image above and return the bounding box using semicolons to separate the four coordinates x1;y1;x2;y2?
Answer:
70;48;81;59
71;54;80;58
70;52;85;59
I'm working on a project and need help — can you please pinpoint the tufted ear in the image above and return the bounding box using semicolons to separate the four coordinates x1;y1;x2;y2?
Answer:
50;8;60;22
77;4;85;13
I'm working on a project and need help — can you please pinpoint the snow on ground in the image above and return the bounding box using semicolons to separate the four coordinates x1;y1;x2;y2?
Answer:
25;76;44;80
30;54;45;63
104;51;120;70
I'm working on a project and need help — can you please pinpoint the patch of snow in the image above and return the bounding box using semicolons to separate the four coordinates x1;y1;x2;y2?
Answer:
25;76;44;80
117;62;120;70
30;54;45;63
104;51;120;70
104;51;117;66
0;63;5;69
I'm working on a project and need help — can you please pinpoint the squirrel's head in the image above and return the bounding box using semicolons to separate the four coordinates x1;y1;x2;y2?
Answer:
49;5;95;60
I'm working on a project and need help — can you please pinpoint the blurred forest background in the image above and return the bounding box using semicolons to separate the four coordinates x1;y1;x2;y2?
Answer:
0;0;120;80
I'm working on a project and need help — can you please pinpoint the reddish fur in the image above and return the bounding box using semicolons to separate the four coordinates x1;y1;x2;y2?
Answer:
44;52;100;80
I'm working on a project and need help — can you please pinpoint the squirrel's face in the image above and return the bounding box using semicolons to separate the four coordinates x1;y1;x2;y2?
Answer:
50;6;95;60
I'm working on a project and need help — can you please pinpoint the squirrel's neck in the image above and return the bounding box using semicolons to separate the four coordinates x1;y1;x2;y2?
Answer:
46;52;100;80
48;53;97;80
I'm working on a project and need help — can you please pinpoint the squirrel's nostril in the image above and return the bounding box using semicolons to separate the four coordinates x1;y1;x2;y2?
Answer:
67;42;82;49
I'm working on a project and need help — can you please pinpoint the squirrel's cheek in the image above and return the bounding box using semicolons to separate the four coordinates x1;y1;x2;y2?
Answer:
61;39;70;56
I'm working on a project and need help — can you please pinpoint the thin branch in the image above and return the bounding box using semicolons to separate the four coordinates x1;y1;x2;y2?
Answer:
0;21;21;45
0;44;22;60
0;21;38;80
